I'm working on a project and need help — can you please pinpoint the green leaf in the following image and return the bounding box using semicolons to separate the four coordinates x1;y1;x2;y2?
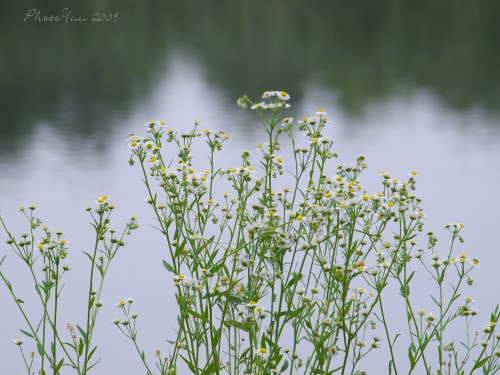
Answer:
400;284;410;298
472;356;489;370
82;251;93;262
97;264;104;277
225;319;250;332
88;345;97;360
76;325;88;342
310;368;326;374
408;345;416;368
314;340;326;365
55;359;64;373
78;338;84;356
20;329;33;338
286;272;301;288
180;354;196;373
204;362;221;374
37;342;44;357
280;359;289;372
285;306;305;323
188;309;208;323
162;260;174;273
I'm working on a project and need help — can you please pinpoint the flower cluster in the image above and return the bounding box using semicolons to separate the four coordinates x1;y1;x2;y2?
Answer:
117;91;499;375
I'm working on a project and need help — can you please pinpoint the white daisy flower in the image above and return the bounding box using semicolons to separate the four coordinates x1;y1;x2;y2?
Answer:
277;91;290;101
143;141;156;153
95;195;109;205
262;91;274;99
281;117;294;127
251;102;264;110
307;116;320;125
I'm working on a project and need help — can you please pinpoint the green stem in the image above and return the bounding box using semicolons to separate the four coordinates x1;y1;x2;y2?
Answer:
82;213;103;374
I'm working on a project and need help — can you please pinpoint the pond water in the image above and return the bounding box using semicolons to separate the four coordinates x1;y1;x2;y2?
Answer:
1;1;500;373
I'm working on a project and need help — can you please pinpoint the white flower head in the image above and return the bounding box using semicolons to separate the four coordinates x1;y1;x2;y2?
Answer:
281;117;294;127
144;141;157;153
277;91;290;101
95;195;109;205
12;338;24;346
258;347;269;357
127;139;141;150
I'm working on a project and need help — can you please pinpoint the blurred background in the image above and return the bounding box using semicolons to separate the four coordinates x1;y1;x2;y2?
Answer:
1;0;500;373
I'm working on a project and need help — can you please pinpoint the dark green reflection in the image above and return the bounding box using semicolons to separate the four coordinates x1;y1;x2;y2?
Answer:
1;0;499;155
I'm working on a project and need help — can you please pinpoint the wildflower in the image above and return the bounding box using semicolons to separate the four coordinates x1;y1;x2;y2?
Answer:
236;97;248;109
12;338;24;346
245;301;258;308
128;140;140;150
281;117;294;127
126;134;142;142
258;347;268;356
144;141;156;153
277;91;290;101
95;195;109;205
147;157;159;165
144;120;158;129
252;304;266;315
470;258;479;267
175;274;186;281
316;109;328;116
307;116;319;125
116;299;126;307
